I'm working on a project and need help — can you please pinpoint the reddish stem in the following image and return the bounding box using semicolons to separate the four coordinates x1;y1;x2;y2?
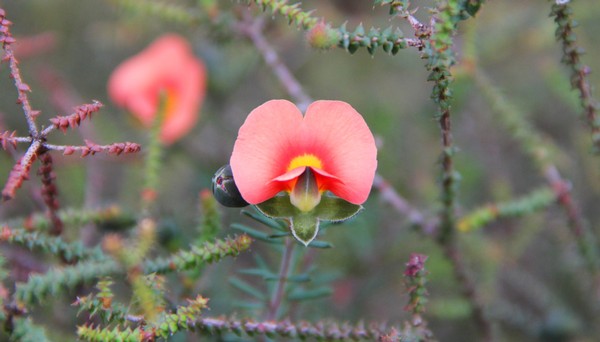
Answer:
1;140;41;201
38;152;63;235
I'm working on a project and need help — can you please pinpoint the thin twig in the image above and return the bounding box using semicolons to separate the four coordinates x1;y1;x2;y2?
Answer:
391;4;431;40
36;66;106;246
442;242;493;341
422;3;491;339
44;141;141;157
437;105;456;243
2;39;39;136
373;174;437;234
551;3;600;152
237;11;312;112
194;315;392;340
1;9;140;203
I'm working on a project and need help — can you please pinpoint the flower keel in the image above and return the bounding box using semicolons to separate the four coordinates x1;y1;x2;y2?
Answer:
290;168;322;212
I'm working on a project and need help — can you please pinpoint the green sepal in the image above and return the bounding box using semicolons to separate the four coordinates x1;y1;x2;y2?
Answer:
314;196;363;222
255;194;297;218
290;213;320;246
255;193;363;246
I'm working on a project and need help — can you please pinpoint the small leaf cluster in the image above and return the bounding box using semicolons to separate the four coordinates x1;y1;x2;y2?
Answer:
115;0;199;25
403;254;435;340
19;206;136;234
374;0;411;15
458;187;556;232
76;277;209;340
15;260;119;306
77;325;142;342
196;189;221;244
338;24;413;56
143;234;253;274
155;295;209;338
75;278;131;325
249;0;318;30
0;225;105;262
9;318;51;342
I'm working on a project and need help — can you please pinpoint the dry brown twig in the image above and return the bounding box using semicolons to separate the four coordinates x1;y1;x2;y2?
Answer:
0;9;141;236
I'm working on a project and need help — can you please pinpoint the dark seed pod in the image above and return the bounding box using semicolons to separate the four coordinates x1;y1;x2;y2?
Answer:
212;164;249;207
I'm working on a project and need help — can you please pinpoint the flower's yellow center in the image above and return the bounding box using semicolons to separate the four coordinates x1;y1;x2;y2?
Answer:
287;154;323;172
163;90;178;120
157;88;178;122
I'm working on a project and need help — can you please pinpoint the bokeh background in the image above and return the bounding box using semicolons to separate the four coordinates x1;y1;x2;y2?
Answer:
1;1;600;340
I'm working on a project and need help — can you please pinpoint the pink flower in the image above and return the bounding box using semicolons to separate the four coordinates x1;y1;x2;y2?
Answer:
230;100;377;209
108;34;206;144
404;253;428;277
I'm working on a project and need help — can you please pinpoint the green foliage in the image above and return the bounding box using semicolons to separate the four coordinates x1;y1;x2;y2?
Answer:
230;206;337;320
9;318;51;342
306;22;340;50
15;260;120;306
374;0;411;15
131;273;165;323
337;23;413;56
143;234;253;274
421;1;466;244
196;190;221;243
113;0;199;25
2;206;136;234
155;295;209;338
1;226;105;262
77;325;142;342
458;187;556;232
140;110;165;214
249;0;319;29
464;0;485;17
75;278;132;326
473;67;557;170
15;235;251;307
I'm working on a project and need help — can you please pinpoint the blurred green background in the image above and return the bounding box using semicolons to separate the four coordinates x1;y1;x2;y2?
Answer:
1;1;600;341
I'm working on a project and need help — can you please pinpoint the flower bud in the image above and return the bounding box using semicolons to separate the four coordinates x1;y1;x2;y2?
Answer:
212;164;249;208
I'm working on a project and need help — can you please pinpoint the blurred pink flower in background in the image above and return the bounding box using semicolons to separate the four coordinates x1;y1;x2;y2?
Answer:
108;34;206;144
230;100;377;207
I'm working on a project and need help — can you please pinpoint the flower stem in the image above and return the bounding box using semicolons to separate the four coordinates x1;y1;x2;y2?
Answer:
266;237;295;320
140;107;165;215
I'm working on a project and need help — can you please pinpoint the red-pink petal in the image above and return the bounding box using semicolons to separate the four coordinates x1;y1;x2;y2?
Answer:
230;100;304;204
107;34;206;145
271;167;306;183
303;101;377;204
159;57;205;144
